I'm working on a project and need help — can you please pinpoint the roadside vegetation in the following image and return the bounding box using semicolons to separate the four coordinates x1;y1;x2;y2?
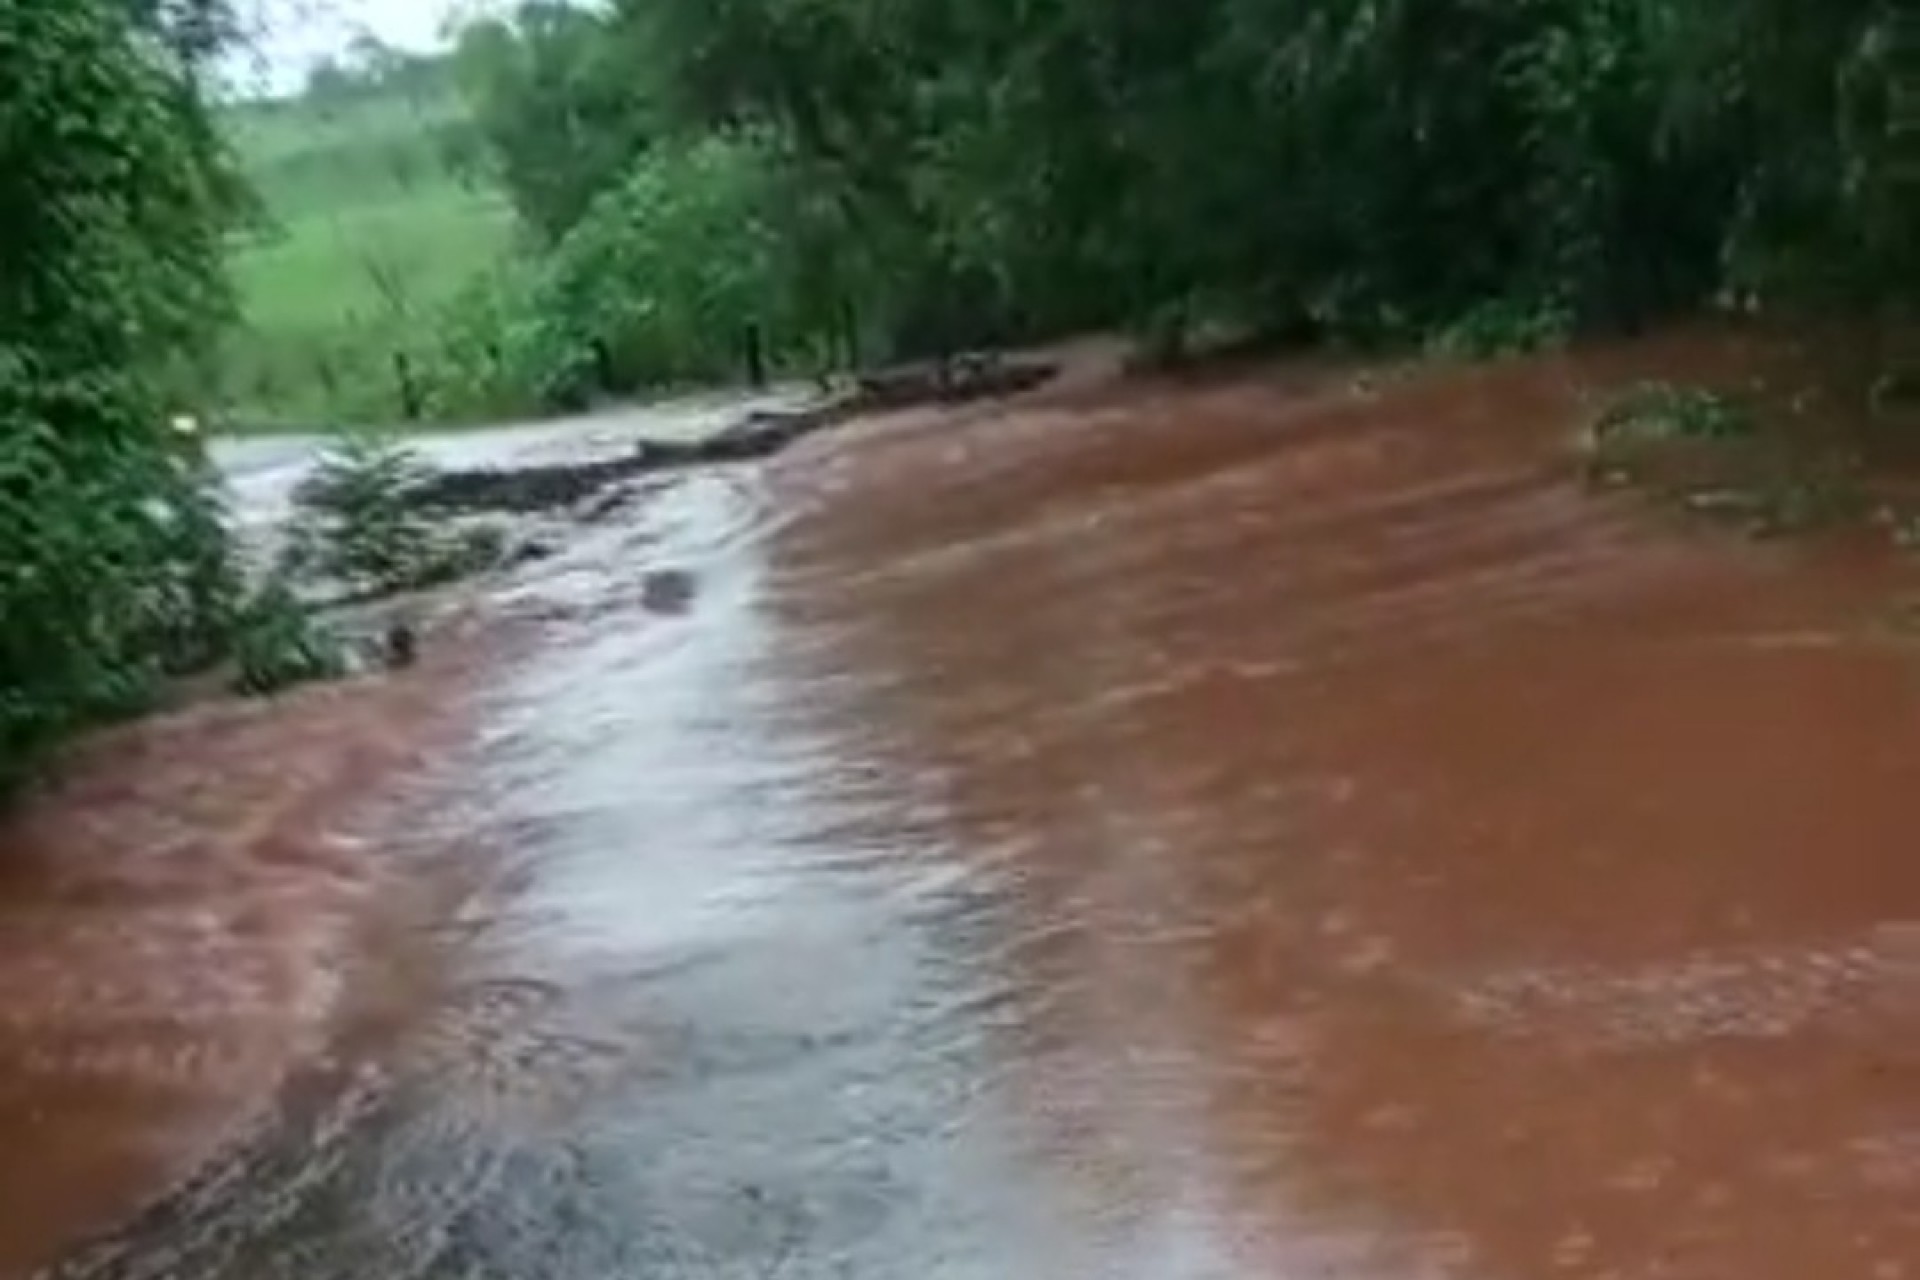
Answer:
2;1;263;788
279;430;508;598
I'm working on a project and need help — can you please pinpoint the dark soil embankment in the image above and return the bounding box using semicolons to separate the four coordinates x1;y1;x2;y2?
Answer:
408;356;1056;516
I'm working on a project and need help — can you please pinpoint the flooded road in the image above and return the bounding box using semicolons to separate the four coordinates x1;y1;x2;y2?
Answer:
7;339;1919;1277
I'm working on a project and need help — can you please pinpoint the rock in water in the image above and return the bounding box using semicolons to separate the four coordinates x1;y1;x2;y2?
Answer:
641;569;696;615
385;621;418;669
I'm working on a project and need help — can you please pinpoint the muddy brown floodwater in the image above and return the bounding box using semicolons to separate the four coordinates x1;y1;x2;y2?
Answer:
3;332;1918;1278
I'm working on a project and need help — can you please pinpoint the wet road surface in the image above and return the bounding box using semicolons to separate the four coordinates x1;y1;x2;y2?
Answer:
6;337;1920;1277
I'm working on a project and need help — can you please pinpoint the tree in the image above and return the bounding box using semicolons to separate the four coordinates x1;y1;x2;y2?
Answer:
450;2;661;241
445;0;1917;392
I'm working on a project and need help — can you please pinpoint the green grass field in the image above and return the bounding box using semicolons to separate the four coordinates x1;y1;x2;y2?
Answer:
216;82;516;429
233;188;510;339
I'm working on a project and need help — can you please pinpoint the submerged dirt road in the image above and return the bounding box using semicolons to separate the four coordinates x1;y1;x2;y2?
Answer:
3;336;1917;1277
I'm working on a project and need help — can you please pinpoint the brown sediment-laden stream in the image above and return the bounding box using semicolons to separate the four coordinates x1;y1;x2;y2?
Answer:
2;333;1915;1277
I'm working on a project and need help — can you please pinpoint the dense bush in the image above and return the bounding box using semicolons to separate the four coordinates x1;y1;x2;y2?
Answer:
229;579;351;697
283;429;507;597
284;431;438;593
0;0;252;786
1591;384;1758;447
534;136;789;390
0;408;239;773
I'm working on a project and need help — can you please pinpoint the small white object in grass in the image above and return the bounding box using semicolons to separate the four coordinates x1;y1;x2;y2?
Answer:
169;413;200;438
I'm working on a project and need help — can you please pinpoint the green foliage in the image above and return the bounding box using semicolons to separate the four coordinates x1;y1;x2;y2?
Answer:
0;4;245;368
213;0;1920;429
1429;298;1575;360
229;578;350;696
450;2;660;242
0;414;229;771
454;0;1915;368
537;135;786;388
1591;383;1758;445
0;0;257;786
414;265;558;420
284;429;507;597
285;430;437;593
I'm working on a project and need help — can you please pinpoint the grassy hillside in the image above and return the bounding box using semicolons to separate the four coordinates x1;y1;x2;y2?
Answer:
216;79;517;430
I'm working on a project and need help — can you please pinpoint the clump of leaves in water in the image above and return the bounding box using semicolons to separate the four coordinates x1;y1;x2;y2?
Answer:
1578;382;1764;493
1427;297;1573;359
228;577;351;697
284;429;505;598
1588;382;1756;446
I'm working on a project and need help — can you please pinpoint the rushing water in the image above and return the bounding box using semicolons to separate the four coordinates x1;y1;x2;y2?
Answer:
6;343;1919;1278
